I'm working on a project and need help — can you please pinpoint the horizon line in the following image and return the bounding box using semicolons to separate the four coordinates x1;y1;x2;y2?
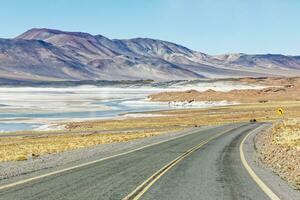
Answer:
2;27;299;57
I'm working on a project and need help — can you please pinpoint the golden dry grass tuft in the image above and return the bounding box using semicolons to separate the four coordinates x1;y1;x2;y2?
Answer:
257;118;300;189
64;101;300;132
0;127;181;162
2;100;300;164
15;155;28;161
272;119;300;148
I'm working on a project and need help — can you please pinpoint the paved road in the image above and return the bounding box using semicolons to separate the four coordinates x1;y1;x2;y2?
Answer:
0;123;271;200
141;123;269;200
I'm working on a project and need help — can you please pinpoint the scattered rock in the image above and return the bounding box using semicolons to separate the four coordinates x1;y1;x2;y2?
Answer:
256;122;300;189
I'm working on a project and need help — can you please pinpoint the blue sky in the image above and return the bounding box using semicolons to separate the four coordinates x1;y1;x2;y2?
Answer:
0;0;299;55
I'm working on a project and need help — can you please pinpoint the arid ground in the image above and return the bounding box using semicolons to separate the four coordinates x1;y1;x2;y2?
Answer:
149;76;300;189
1;77;299;189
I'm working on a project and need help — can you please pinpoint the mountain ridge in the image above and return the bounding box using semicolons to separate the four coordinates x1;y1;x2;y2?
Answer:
0;28;299;81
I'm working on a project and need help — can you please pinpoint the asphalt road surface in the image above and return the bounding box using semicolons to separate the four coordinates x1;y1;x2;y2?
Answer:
0;123;274;200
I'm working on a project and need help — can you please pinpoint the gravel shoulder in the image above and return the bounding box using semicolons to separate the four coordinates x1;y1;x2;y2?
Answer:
0;125;218;186
243;123;300;200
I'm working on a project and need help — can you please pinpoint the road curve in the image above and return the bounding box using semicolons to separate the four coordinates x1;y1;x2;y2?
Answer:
139;123;271;200
0;123;273;200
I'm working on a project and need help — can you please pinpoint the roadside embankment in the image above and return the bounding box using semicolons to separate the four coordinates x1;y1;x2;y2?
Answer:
256;119;300;189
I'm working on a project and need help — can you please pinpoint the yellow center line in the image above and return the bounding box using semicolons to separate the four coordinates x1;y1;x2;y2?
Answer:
0;126;215;191
239;125;281;200
122;125;242;200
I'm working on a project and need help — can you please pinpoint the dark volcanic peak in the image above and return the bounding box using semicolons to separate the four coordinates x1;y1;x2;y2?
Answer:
0;28;300;81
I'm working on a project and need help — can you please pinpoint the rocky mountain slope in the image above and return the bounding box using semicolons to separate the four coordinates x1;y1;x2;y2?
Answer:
0;28;300;81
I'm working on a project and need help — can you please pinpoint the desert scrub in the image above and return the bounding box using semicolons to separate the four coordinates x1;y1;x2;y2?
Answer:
4;101;300;136
256;119;300;189
0;128;181;162
15;155;28;161
65;101;300;132
272;119;300;148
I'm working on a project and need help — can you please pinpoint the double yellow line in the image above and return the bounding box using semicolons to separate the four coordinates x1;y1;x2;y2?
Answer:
123;126;240;200
0;126;217;191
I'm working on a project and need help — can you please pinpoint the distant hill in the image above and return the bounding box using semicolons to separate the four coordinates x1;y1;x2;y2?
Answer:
0;28;299;81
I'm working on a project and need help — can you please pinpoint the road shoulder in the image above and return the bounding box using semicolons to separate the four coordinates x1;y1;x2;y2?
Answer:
243;123;300;200
0;125;223;187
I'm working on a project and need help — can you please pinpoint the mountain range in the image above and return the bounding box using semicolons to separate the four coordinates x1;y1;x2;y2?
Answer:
0;28;300;81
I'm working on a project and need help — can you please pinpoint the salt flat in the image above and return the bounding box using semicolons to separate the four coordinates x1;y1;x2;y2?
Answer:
0;81;264;132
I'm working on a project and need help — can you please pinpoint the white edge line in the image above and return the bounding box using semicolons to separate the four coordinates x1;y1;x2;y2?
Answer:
240;124;281;200
0;126;218;190
123;126;238;200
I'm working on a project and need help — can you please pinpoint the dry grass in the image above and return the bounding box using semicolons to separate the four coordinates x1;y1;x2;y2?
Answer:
272;119;300;148
0;127;181;162
65;101;300;132
2;100;300;163
257;119;300;188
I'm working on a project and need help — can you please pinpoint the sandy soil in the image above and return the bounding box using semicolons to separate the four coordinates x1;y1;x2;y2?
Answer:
149;77;300;103
148;77;300;190
256;120;300;189
1;77;300;191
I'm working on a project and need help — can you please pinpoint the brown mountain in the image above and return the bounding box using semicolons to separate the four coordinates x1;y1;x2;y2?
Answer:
0;28;299;81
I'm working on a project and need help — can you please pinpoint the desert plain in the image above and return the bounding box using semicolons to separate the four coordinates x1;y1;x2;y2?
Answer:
0;77;300;189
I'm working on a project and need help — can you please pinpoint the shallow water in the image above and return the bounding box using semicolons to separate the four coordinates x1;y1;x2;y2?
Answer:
0;123;41;132
0;99;169;119
0;82;263;132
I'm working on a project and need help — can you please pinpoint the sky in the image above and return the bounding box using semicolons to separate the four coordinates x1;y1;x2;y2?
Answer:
0;0;299;55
